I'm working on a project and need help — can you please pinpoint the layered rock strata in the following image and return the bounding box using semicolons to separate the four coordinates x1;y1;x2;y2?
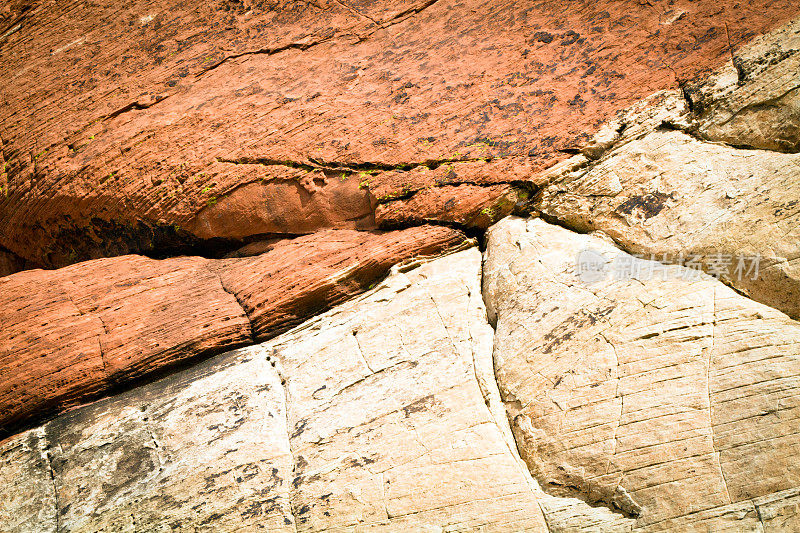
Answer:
5;217;800;531
1;4;799;532
0;225;464;436
2;0;798;267
0;248;633;532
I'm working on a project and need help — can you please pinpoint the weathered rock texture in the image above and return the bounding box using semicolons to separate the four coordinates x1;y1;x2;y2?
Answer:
0;225;464;436
2;4;800;532
1;0;798;267
6;216;800;531
534;16;800;319
483;217;800;530
688;18;800;152
0;248;634;532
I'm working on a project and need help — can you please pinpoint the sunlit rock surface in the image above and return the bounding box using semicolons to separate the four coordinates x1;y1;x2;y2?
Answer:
483;217;800;531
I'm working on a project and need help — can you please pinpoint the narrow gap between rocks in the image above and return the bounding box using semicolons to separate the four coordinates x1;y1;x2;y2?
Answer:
4;176;539;273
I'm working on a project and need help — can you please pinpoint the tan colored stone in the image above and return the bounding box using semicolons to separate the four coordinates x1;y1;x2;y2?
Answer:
0;428;57;532
483;216;800;529
688;17;800;153
537;127;800;319
18;346;293;532
535;19;800;319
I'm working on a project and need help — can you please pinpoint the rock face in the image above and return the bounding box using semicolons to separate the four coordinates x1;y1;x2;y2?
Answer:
0;248;634;532
537;126;800;318
2;0;798;267
2;4;800;532
483;217;800;530
4;218;800;531
688;18;800;153
0;225;464;436
535;17;800;319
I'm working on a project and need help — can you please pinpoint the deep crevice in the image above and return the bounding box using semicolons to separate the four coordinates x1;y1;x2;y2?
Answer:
376;217;486;247
217;154;498;173
29;172;533;269
0;243;39;276
101;95;173;122
40;218;309;269
40;214;481;268
41;435;61;533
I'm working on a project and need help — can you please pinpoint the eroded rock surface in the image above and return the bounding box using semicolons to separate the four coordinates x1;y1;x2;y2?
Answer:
535;18;800;319
2;0;798;266
0;225;463;436
1;5;800;532
537;126;800;319
6;215;800;531
688;17;800;152
483;217;800;530
0;248;633;532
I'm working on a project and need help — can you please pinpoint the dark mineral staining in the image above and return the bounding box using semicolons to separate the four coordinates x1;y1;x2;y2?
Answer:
291;419;307;439
402;394;437;417
615;191;673;219
560;30;581;45
541;306;615;354
531;31;554;44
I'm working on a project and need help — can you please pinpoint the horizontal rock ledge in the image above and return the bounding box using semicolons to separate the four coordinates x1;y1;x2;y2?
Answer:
0;225;466;437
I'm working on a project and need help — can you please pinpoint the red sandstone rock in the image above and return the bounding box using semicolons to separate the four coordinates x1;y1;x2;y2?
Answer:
0;0;796;266
214;225;468;338
375;183;519;229
0;255;252;435
183;162;377;240
0;248;27;276
0;225;464;435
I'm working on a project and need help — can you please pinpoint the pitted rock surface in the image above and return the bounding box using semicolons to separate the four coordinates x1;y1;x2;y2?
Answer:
1;0;798;266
